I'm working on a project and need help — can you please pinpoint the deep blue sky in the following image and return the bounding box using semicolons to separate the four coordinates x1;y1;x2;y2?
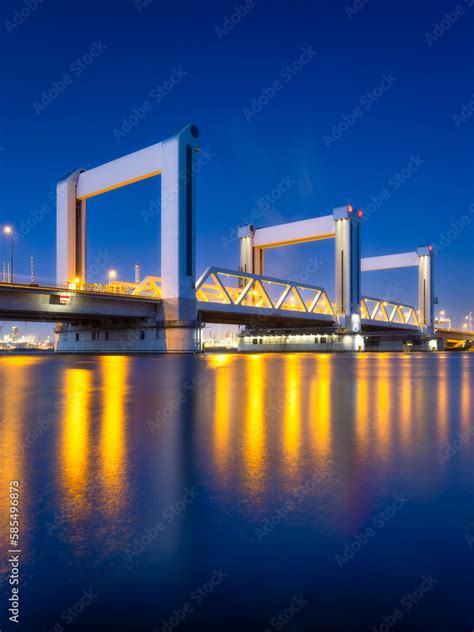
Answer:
1;0;473;335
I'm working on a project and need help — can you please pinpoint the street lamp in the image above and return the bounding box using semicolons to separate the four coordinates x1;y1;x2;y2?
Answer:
3;226;14;283
108;269;117;287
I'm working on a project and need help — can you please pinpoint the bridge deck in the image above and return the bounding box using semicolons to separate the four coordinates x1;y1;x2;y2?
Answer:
0;283;160;322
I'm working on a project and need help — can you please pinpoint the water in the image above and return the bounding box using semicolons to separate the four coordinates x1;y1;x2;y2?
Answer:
0;352;472;631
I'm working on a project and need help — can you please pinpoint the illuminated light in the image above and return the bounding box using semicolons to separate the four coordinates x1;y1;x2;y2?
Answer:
74;277;80;284
108;269;117;285
61;368;92;522
99;356;129;517
212;355;233;480
347;204;353;213
243;355;266;494
3;225;12;235
357;209;363;218
429;245;432;252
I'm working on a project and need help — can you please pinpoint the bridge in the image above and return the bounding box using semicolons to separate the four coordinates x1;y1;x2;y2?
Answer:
0;122;468;353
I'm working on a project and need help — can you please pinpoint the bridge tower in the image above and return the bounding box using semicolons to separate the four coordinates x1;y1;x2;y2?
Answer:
417;245;434;335
238;204;362;332
56;124;200;352
333;205;362;331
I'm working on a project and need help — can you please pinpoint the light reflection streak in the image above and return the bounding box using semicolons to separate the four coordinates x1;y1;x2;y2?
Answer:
399;357;413;450
460;355;471;436
355;354;369;454
0;357;41;561
311;355;332;467
283;355;301;473
437;355;449;447
212;356;234;479
60;368;92;522
372;355;392;459
243;355;265;493
99;356;130;517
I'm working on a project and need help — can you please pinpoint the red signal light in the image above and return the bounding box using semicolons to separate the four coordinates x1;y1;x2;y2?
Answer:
357;209;363;218
347;204;353;213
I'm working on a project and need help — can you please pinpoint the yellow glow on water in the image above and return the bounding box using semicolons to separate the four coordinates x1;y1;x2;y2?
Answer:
311;355;332;462
208;354;235;369
355;354;369;453
0;357;40;557
99;356;129;516
397;357;413;450
460;355;471;435
374;356;391;458
61;369;91;517
437;358;449;446
243;354;266;493
213;358;233;478
283;354;301;473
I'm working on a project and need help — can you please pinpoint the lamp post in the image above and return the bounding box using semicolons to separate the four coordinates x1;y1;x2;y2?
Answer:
3;226;13;283
108;269;117;289
465;311;473;332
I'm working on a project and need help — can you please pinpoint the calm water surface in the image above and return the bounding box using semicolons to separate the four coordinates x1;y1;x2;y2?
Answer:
0;353;472;631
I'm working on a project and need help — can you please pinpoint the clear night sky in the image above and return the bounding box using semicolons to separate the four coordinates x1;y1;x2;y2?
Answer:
0;0;473;336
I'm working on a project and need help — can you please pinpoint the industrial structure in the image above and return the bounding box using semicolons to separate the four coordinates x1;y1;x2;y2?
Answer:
0;123;470;353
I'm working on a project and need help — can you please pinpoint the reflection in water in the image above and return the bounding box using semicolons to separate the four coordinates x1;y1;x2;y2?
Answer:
460;355;471;435
311;355;332;469
399;357;413;450
283;355;301;476
355;354;369;454
99;356;130;518
437;355;449;446
243;355;266;494
60;368;92;523
374;355;391;460
212;355;234;479
0;357;41;561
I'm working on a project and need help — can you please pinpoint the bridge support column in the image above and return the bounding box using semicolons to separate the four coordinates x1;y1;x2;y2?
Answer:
160;125;201;352
334;205;361;332
417;245;434;336
57;169;86;285
238;224;255;274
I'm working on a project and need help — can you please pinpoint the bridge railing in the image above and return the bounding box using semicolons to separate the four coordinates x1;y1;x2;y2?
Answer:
196;267;334;316
360;295;419;327
73;277;163;298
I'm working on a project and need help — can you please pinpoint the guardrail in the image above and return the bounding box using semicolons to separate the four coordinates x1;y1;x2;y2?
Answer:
360;295;419;327
195;267;334;316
